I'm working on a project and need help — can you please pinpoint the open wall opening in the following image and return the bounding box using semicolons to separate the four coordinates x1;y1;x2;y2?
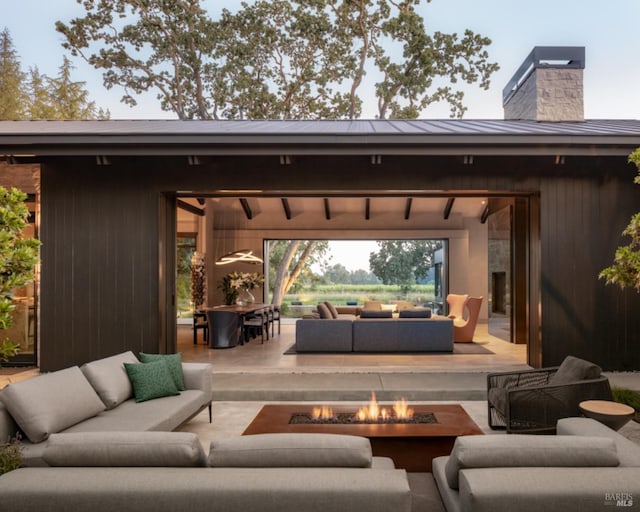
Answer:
262;239;447;316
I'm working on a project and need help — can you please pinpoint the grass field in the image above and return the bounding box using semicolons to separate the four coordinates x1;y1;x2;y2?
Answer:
282;284;436;316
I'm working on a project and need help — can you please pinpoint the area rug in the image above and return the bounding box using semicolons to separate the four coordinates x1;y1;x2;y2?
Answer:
284;342;494;355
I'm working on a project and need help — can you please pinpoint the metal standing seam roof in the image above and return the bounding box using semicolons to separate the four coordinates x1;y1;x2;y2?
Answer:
0;119;639;156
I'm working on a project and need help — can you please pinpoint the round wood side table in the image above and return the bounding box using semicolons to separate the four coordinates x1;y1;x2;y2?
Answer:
579;400;635;431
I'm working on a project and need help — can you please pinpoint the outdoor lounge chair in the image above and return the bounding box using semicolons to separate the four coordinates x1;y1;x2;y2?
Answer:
487;355;613;434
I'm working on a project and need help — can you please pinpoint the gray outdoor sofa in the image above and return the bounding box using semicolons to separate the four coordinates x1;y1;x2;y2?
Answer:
433;417;640;512
295;315;454;352
0;351;213;466
0;432;411;512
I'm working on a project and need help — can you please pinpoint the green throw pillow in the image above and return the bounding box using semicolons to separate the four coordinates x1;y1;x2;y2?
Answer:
139;352;185;391
124;360;180;403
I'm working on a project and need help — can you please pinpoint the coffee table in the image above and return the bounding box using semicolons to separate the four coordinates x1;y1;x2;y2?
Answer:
242;403;483;472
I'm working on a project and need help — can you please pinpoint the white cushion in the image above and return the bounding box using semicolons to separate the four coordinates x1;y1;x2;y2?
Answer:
444;434;619;489
0;366;105;443
43;431;207;467
209;433;373;468
81;351;139;409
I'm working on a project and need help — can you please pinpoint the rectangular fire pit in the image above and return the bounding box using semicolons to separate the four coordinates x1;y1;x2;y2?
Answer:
242;403;483;472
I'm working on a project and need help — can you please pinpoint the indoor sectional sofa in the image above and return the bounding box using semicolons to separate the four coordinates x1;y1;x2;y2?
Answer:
295;311;454;353
433;417;640;512
0;431;411;512
0;350;213;466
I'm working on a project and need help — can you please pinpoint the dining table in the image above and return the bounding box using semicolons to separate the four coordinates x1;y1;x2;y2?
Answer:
201;303;271;347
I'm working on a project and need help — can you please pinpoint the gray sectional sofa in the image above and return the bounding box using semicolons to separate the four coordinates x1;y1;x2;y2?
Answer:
0;351;213;466
0;432;411;512
295;315;454;352
433;417;640;512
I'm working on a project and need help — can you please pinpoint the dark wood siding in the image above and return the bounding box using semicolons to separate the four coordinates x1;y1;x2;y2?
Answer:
40;163;160;370
38;154;640;371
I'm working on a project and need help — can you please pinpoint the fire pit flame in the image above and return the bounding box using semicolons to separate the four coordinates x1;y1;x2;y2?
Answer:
393;399;415;420
354;392;414;422
311;405;335;421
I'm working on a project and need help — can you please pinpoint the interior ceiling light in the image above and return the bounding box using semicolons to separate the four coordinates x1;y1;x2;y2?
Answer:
215;249;263;265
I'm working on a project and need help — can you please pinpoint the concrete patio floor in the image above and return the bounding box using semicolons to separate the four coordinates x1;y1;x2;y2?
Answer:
176;318;640;447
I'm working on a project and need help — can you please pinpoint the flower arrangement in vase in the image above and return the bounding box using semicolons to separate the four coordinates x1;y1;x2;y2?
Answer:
219;272;264;305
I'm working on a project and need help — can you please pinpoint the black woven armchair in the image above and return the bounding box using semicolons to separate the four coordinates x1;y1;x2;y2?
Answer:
487;356;613;434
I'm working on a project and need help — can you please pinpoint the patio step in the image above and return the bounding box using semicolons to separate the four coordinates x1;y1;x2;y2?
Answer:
211;372;489;402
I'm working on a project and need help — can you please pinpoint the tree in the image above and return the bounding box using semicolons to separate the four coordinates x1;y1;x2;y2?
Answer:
0;28;108;120
45;57;109;120
599;148;640;291
0;187;40;364
324;263;351;284
269;240;329;305
0;28;27;120
369;240;441;294
26;67;58;120
57;0;499;120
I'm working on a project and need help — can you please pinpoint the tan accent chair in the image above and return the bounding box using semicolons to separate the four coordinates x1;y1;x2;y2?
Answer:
445;294;468;320
446;294;482;342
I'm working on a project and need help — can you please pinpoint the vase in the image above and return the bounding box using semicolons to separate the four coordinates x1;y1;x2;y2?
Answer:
236;288;255;306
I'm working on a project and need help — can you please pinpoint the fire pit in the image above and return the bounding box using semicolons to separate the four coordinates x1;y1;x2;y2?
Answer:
243;400;484;472
290;393;438;425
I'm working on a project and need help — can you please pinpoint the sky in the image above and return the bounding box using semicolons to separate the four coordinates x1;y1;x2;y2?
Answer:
2;0;639;120
2;0;639;270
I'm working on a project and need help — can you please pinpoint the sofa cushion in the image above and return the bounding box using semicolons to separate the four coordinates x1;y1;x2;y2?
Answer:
316;303;332;319
444;434;619;489
139;353;185;391
124;360;180;403
360;309;393;318
0;366;105;443
81;351;139;409
399;308;431;318
324;301;339;319
549;355;602;384
208;433;373;468
62;389;208;434
557;417;640;467
43;431;206;467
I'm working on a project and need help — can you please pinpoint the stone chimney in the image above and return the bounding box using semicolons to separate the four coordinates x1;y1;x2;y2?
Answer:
503;47;585;122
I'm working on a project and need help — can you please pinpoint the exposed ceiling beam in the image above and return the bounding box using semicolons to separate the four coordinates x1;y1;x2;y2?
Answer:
365;198;371;220
444;197;455;219
239;198;253;220
480;204;490;224
177;199;205;217
324;198;331;220
281;198;292;220
404;198;413;220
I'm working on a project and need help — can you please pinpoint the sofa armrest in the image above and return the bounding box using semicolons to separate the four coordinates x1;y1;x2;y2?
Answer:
460;467;640;512
182;363;212;400
558;417;640;467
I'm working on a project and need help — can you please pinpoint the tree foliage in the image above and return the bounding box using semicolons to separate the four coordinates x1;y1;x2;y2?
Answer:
268;240;329;305
0;29;27;120
0;28;108;120
0;187;41;363
599;148;640;292
369;240;441;294
57;0;498;119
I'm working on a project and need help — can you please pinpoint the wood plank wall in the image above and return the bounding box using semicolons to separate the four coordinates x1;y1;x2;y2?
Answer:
38;154;640;371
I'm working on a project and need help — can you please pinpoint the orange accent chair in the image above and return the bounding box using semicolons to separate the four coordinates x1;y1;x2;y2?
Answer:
446;294;483;342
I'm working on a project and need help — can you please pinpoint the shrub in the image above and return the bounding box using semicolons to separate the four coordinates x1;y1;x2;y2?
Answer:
0;433;23;475
612;386;640;412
